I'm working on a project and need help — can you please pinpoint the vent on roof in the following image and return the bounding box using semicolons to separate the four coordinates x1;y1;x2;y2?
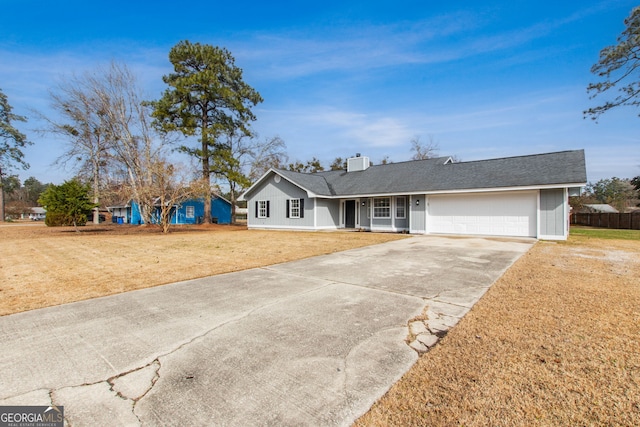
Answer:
347;156;370;172
443;157;454;164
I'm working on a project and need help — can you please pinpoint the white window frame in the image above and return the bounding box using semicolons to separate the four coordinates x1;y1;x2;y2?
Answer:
289;199;301;218
373;197;391;218
258;200;268;218
185;206;195;219
396;197;406;219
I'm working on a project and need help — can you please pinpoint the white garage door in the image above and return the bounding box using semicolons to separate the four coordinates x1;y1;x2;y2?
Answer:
428;191;537;237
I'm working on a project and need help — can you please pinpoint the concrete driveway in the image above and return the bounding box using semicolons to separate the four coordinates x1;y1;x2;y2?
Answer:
0;235;532;426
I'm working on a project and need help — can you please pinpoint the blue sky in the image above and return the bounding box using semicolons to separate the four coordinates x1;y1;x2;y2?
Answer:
1;0;639;185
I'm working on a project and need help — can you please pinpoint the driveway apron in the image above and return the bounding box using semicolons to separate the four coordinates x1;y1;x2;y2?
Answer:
0;236;532;426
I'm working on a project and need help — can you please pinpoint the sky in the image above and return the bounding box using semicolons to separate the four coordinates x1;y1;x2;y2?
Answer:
1;0;639;185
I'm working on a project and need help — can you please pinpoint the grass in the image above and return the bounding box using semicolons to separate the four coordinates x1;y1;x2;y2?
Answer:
570;225;640;240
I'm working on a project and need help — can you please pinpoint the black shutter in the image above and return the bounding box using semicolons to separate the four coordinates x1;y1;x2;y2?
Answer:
300;199;304;218
255;201;258;218
266;201;270;218
286;200;290;218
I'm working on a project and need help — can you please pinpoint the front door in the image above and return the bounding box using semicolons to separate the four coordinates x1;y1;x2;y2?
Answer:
345;200;356;228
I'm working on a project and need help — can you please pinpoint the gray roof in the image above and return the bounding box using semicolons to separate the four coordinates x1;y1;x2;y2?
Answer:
584;204;618;213
271;150;586;197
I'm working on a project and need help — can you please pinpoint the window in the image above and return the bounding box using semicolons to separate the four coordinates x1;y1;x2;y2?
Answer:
373;197;391;218
186;206;195;219
256;200;269;218
286;199;304;218
396;197;406;219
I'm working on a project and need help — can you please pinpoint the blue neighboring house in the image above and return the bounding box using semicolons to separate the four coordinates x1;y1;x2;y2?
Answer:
109;195;232;225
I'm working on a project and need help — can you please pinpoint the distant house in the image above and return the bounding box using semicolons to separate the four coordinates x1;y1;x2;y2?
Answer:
108;196;231;225
582;204;619;213
240;150;587;240
19;207;46;221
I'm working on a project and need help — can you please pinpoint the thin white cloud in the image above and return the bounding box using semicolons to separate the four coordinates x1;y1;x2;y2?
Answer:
259;106;415;150
232;5;613;81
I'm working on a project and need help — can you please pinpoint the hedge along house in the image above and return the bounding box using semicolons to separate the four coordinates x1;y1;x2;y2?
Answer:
239;150;587;240
108;195;232;225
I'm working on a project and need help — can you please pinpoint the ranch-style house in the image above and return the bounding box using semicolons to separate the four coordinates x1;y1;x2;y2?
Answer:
240;150;587;240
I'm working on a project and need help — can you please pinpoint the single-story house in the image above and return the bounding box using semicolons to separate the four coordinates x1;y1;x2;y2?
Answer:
239;150;587;240
26;207;46;221
108;195;232;225
581;204;619;213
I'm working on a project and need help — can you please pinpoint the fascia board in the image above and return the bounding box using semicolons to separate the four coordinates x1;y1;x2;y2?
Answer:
238;169;320;201
312;182;587;199
238;168;278;201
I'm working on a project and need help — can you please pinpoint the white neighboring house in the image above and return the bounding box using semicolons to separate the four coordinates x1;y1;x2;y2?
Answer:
28;207;46;221
240;150;587;240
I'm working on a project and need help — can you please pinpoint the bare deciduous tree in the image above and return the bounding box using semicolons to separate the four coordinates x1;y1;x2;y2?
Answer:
44;74;112;224
148;161;207;233
90;63;160;226
44;62;171;226
410;135;439;160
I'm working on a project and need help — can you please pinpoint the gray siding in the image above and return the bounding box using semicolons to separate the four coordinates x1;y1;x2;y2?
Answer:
540;188;565;237
371;217;392;229
246;173;314;228
411;195;426;233
359;198;371;228
315;199;340;228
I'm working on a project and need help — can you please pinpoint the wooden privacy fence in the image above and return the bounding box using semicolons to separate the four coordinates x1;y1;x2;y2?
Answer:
571;212;640;230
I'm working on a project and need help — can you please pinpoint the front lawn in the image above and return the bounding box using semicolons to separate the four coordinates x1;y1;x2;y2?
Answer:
0;224;406;316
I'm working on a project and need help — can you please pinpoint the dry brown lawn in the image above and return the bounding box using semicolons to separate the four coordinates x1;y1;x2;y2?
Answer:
0;222;405;316
356;235;640;426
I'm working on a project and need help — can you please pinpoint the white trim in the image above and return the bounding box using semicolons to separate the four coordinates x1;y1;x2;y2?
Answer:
289;198;301;218
408;196;412;232
395;196;406;219
311;182;587;200
340;199;360;228
185;205;195;219
258;200;268;218
240;169;319;201
238;169;275;201
369;225;409;233
536;189;541;239
565;187;569;238
373;197;391;219
313;199;318;228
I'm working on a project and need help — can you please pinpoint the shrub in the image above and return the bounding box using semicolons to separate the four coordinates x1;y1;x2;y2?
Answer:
44;212;87;227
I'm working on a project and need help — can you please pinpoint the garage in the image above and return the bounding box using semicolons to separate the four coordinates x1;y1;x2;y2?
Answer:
427;191;538;237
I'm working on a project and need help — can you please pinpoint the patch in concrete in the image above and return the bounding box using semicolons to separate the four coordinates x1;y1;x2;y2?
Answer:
110;360;160;401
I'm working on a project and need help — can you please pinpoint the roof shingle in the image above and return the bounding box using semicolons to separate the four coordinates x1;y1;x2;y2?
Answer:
274;150;586;197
